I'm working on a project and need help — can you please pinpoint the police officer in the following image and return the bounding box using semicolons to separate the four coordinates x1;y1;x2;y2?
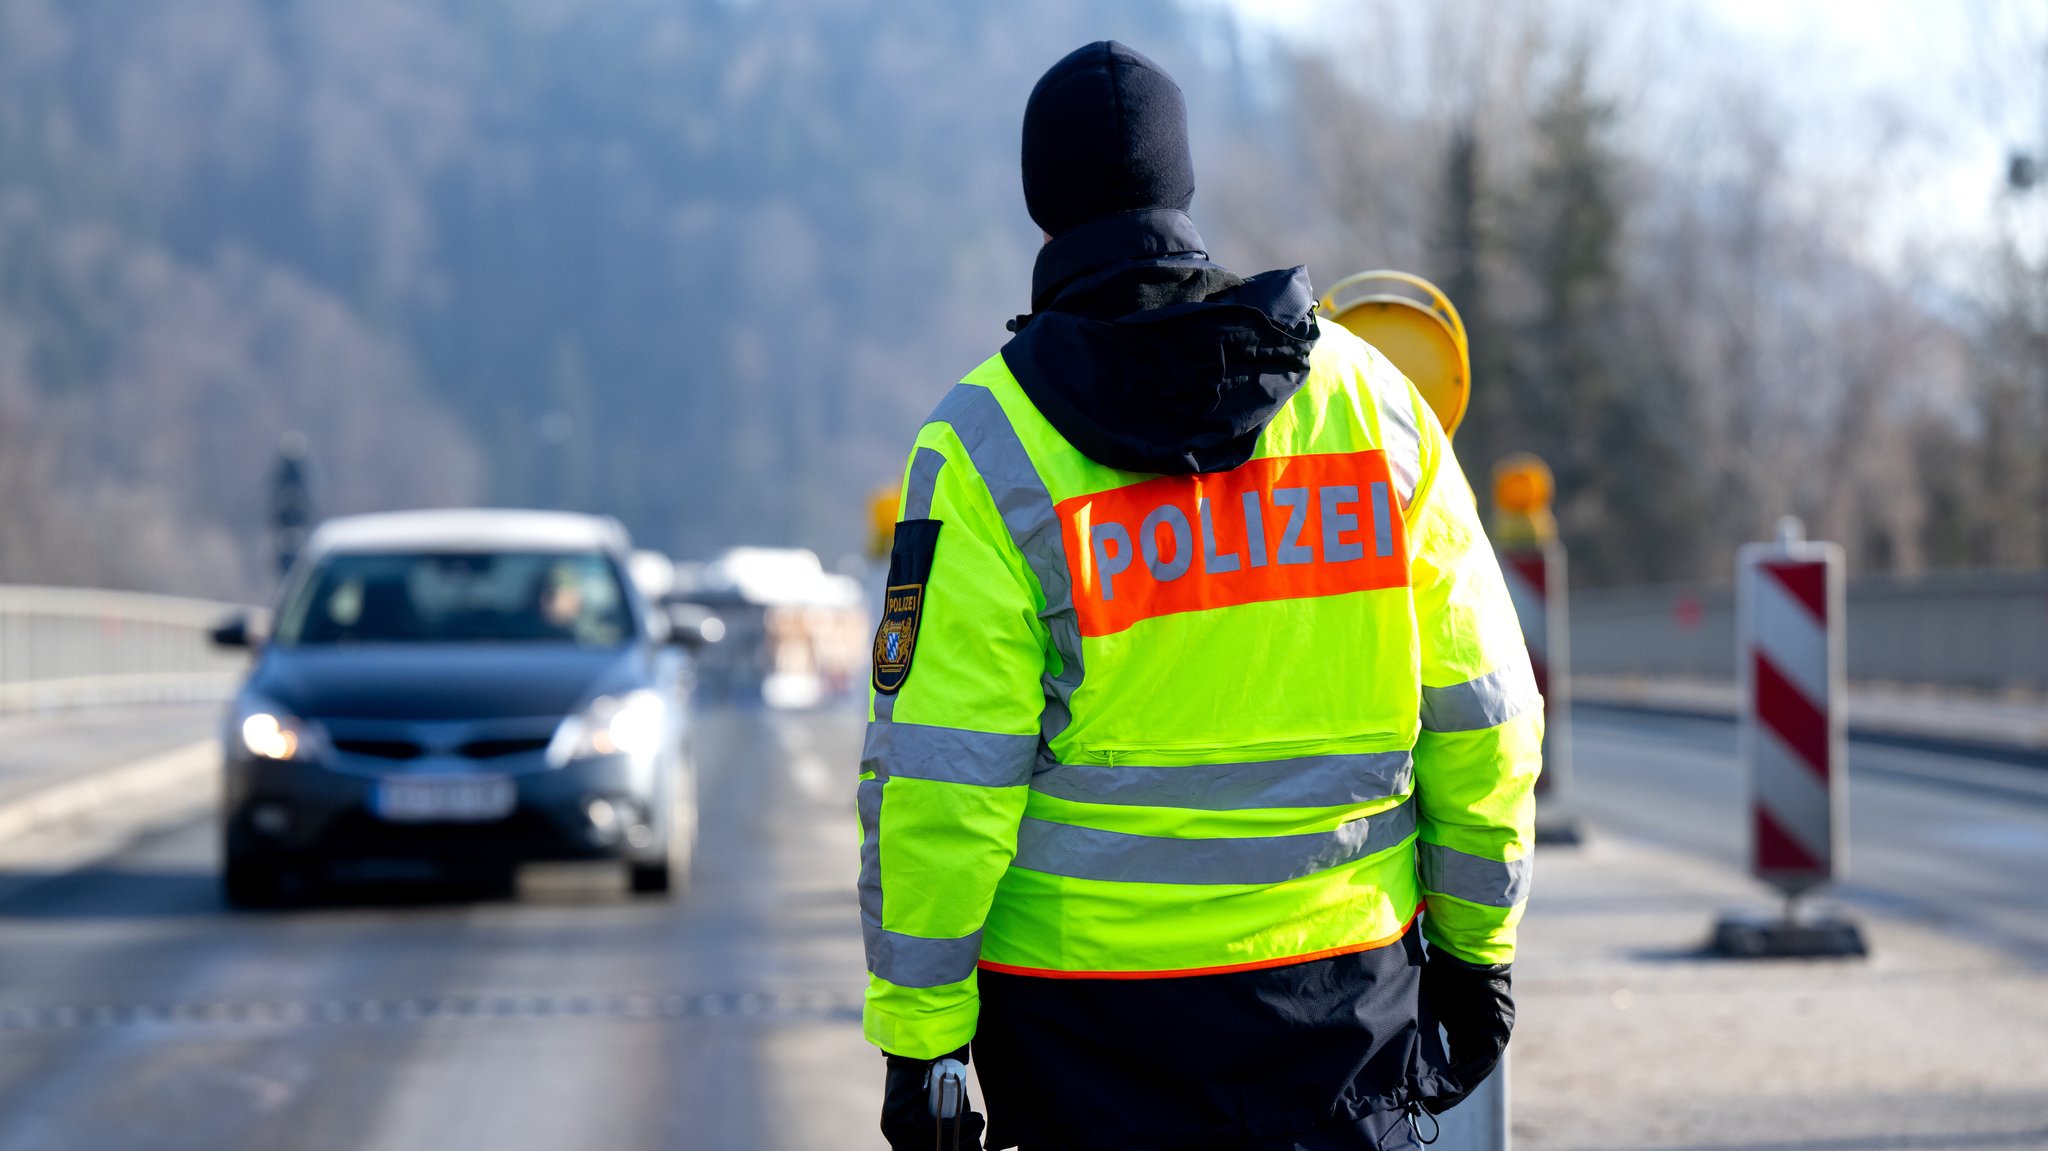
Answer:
861;41;1539;1151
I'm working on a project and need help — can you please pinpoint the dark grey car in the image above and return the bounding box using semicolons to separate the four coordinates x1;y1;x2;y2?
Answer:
212;510;717;906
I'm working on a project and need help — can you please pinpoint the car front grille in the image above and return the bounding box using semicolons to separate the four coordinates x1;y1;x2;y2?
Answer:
333;738;424;761
326;723;558;767
457;737;552;760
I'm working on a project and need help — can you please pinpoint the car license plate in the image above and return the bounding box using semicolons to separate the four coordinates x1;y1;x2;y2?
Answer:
374;776;516;823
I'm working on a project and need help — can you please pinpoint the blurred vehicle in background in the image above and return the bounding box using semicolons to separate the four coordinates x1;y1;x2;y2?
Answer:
668;547;867;709
209;510;720;906
626;548;678;603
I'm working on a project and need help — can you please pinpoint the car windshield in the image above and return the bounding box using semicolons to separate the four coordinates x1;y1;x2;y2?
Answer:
275;551;633;647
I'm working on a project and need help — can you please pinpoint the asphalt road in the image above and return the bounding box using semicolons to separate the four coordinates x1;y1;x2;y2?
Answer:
0;704;217;804
0;707;883;1151
1568;704;2048;964
1523;709;2048;1150
3;700;2046;1150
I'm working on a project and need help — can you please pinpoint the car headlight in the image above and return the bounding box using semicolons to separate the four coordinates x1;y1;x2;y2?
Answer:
549;690;667;765
232;697;321;761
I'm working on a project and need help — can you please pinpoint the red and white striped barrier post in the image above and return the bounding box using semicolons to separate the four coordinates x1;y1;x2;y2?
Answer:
1492;453;1579;846
1714;517;1865;957
1500;543;1578;845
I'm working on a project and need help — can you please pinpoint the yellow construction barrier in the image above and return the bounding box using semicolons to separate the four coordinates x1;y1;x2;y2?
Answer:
1318;271;1470;438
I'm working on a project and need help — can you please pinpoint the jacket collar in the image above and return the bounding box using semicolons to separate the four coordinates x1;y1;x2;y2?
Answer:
1030;209;1210;312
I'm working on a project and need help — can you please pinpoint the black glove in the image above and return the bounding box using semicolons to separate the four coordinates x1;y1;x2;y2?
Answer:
880;1046;986;1151
1413;947;1514;1115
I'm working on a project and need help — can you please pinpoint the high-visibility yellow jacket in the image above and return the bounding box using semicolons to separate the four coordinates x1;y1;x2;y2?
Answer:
858;320;1541;1059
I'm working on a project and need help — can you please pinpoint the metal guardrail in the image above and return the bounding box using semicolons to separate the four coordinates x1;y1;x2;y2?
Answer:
0;585;252;713
1572;569;2048;692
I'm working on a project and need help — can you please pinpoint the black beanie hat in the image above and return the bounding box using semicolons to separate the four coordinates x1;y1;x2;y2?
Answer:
1021;41;1195;238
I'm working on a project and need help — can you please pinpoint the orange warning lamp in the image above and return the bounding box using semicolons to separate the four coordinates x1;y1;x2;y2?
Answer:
1318;271;1471;437
1491;453;1558;548
1493;453;1554;516
867;484;900;561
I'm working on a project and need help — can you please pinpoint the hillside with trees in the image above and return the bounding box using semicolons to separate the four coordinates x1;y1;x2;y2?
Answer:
0;0;2034;595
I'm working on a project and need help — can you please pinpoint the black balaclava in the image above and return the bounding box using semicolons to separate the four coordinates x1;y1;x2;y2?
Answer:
1003;40;1316;478
1021;41;1195;238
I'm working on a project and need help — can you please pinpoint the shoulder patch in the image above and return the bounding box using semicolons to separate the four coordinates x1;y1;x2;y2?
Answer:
872;518;941;694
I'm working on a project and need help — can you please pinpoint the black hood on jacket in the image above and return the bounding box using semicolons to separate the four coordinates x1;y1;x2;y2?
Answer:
1000;209;1318;476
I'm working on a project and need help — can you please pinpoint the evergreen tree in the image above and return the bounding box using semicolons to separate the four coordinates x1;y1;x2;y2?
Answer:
1515;55;1698;585
1429;120;1514;512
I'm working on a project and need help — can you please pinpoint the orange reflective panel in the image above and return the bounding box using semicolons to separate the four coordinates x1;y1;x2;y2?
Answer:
1057;451;1410;637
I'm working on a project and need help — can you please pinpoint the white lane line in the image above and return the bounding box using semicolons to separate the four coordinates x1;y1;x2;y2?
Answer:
0;739;217;843
0;989;866;1032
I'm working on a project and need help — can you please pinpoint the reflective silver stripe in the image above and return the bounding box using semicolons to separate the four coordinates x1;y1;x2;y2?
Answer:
1013;797;1416;885
1419;662;1542;733
858;728;999;987
929;383;1084;743
863;720;1036;788
857;778;884;925
863;920;984;989
1031;751;1412;811
1371;360;1422;504
902;446;946;521
1417;843;1530;908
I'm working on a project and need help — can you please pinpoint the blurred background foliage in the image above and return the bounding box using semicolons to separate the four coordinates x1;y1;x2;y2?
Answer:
0;0;2040;596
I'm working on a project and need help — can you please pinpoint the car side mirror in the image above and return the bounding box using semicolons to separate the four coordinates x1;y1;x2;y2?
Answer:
664;604;725;650
209;613;257;649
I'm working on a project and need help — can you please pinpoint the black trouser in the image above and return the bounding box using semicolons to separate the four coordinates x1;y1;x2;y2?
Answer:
978;931;1427;1151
